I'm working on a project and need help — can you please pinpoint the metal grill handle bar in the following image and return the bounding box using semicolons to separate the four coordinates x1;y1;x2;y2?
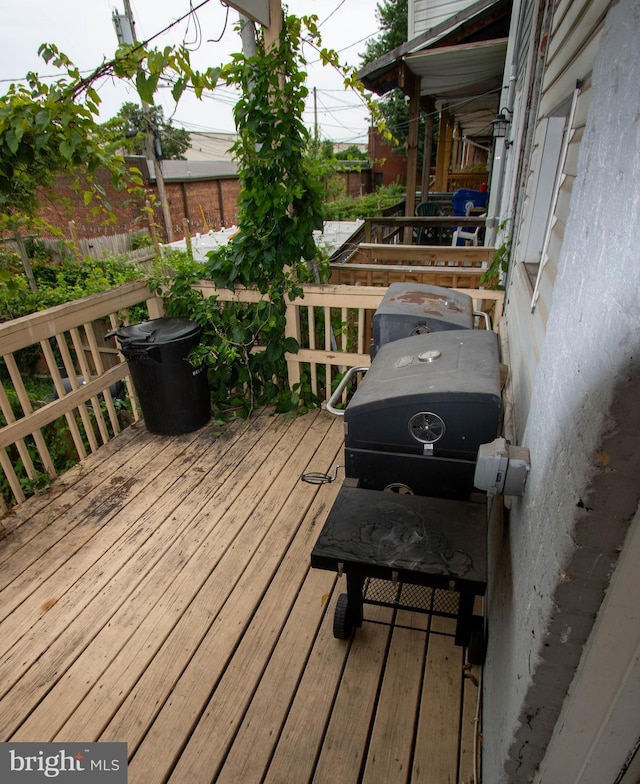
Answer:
325;366;369;416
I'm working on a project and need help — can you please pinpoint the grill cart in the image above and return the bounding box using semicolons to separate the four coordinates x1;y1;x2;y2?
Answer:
308;288;530;661
310;481;487;663
307;287;507;662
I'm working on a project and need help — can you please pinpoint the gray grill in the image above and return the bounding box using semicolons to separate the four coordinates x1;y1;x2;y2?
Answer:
344;329;501;499
371;283;474;358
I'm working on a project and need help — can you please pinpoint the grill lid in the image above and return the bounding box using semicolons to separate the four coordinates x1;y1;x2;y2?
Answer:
344;330;501;459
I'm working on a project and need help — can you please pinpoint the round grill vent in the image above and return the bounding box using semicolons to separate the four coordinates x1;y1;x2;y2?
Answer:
408;411;446;444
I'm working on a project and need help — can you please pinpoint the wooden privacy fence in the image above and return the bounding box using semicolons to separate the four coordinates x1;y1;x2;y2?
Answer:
0;280;504;515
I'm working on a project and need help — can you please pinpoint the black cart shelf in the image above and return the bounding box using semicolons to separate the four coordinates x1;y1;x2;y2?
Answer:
311;481;488;663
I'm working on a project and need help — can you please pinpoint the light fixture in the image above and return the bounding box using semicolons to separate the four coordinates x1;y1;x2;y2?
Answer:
492;112;510;139
492;107;513;147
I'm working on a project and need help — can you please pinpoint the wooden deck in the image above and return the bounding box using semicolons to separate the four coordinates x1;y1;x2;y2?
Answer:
0;409;481;784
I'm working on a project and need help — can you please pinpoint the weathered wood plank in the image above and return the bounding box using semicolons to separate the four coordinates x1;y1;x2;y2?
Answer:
261;588;351;784
119;418;341;781
411;616;464;784
459;664;482;783
0;406;480;782
170;498;342;783
43;413;293;743
0;422;145;556
6;414;278;741
353;244;494;265
0;281;159;355
311;604;394;784
0;426;182;611
0;430;224;708
361;610;429;784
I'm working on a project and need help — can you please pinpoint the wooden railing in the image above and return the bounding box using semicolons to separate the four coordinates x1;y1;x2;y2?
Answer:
0;280;504;515
0;281;163;515
332;239;495;290
192;281;504;406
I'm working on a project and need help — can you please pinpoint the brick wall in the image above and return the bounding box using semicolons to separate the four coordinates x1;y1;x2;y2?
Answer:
34;166;241;242
31;163;370;244
164;178;241;236
36;167;147;239
368;127;407;188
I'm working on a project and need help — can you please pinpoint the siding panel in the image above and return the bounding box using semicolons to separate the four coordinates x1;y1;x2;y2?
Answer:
409;0;477;37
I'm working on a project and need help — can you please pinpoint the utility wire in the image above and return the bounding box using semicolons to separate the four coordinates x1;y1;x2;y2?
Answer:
207;2;230;43
1;0;213;98
316;0;348;29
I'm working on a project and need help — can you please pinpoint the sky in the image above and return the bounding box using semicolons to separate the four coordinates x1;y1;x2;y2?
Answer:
0;0;381;145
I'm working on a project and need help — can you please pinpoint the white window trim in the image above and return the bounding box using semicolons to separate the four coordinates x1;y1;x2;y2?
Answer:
530;81;583;311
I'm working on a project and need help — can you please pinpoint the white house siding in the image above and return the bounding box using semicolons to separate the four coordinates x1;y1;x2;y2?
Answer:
484;2;640;783
408;0;477;38
505;0;601;435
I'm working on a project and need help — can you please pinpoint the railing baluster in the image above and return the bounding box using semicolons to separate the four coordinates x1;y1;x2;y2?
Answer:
69;328;109;445
109;313;141;422
56;333;100;453
307;305;317;397
83;321;121;437
0;446;24;506
0;375;38;492
39;339;87;461
3;353;55;477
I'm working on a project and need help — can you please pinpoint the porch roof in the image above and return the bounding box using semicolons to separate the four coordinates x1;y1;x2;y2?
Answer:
358;0;511;140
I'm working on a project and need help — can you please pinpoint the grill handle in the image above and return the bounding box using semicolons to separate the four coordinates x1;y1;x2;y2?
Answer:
325;365;369;417
474;311;491;330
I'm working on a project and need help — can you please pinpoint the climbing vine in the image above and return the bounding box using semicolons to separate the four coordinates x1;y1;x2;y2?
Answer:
2;8;382;419
156;12;378;419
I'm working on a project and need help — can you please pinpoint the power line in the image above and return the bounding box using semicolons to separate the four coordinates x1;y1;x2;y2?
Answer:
1;0;214;92
317;0;348;29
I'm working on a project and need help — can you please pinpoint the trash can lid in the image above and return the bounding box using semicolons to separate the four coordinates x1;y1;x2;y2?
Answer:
106;317;201;347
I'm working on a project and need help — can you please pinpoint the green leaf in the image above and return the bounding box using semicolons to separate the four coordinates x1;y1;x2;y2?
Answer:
135;71;159;105
59;139;74;160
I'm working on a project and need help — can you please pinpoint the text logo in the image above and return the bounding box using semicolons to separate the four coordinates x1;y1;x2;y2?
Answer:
0;743;127;782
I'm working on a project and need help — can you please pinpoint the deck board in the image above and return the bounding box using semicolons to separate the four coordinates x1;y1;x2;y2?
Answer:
0;409;482;783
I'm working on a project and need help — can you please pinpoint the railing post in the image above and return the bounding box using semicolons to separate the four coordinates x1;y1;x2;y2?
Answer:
146;294;165;320
284;297;302;391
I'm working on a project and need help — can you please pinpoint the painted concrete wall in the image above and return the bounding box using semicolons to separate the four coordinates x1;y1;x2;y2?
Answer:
484;1;640;781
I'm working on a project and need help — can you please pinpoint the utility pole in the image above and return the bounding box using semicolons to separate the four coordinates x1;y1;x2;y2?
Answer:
313;87;318;142
113;1;174;242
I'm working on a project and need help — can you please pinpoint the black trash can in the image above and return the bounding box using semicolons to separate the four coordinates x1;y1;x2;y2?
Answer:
105;317;210;435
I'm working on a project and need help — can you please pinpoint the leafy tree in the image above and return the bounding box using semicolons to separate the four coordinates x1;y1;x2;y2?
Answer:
0;46;123;219
360;0;412;152
339;144;368;161
0;41;218;285
100;101;192;160
361;0;408;64
155;12;381;417
1;12;381;418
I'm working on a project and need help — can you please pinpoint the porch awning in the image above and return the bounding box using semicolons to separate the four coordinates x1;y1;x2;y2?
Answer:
358;0;511;140
406;38;508;137
405;38;508;99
